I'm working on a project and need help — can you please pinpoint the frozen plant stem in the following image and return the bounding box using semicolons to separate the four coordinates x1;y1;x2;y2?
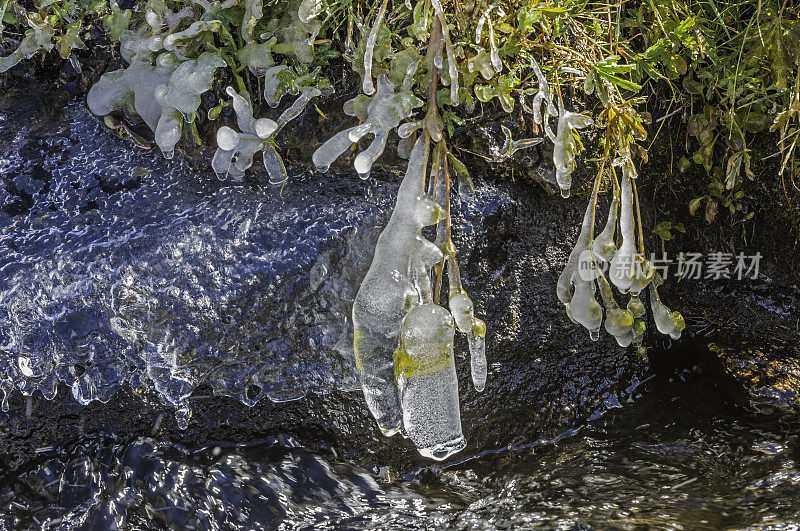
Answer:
362;0;389;96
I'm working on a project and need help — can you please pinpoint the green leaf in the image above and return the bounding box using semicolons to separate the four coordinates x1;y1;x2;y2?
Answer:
654;221;672;240
207;105;222;121
689;197;703;216
594;68;642;92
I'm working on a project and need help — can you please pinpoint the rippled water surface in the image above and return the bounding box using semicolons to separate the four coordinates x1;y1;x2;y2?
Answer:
2;87;799;528
1;363;798;529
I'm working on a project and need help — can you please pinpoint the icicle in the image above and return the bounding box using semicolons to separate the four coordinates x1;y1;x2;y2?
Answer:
553;110;593;197
591;188;619;262
312;129;354;172
468;319;487;391
449;292;487;392
352;136;443;436
649;273;686;340
597;274;635;347
608;156;653;295
609;164;636;293
275;86;321;132
530;57;558;141
570;252;603;337
298;0;322;23
487;19;501;73
556;186;596;307
362;0;389;96
432;0;458;104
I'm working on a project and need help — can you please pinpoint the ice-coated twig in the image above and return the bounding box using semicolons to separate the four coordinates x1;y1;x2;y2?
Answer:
609;161;636;293
431;0;458;104
553;109;593;197
312;73;422;178
557;182;596;308
475;3;495;44
530;57;558;141
487;16;501;73
566;184;603;338
649;273;686;339
608;156;653;295
362;0;389;96
591;184;619;262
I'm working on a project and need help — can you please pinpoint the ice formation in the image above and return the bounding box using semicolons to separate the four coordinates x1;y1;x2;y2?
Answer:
362;0;389;96
395;303;466;460
553;109;594;197
212;85;320;182
591;186;619;262
153;52;226;155
558;153;681;345
596;275;638;347
468;50;497;81
87;54;180;148
649;273;686;339
530;58;558;141
351;136;443;436
273;0;321;64
312;73;423;179
87;31;224;158
608;156;654;295
449;292;487;392
557;184;603;339
491;125;543;162
431;0;458;104
0;25;55;73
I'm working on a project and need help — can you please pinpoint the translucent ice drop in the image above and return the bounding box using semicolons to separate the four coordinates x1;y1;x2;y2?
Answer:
396;303;466;460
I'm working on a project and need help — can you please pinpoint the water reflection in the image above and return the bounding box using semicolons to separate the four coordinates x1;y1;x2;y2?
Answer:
1;361;798;529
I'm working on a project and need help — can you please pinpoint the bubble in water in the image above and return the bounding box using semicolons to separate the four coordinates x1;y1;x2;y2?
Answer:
175;405;192;430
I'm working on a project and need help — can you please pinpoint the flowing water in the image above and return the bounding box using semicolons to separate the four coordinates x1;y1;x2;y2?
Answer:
1;86;799;528
1;362;798;529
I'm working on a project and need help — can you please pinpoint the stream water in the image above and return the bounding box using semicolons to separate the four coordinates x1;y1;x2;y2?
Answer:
1;86;799;528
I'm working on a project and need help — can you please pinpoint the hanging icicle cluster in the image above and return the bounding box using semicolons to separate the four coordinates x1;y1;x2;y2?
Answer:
312;9;485;460
556;151;685;345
